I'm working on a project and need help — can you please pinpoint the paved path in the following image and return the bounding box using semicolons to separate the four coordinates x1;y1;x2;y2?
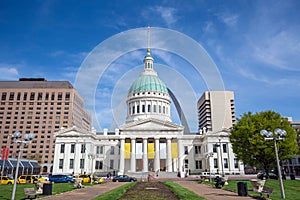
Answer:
175;181;256;200
37;182;126;200
37;180;257;200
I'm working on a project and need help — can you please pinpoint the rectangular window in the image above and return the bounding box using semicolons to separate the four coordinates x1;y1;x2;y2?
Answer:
184;146;188;155
194;146;201;154
153;105;156;112
65;92;70;100
9;92;14;100
60;144;65;153
95;161;103;170
96;146;103;154
222;144;227;153
51;92;55;100
110;146;114;155
17;92;21;100
234;159;238;168
69;159;74;169
23;92;27;100
142;105;145;112
137;105;140;113
224;158;228;168
214;158;218;168
80;159;84;169
59;159;63;169
109;160;114;169
45;92;49;100
213;144;217;153
81;144;86;153
38;92;43;100
1;92;7;101
58;92;62;100
147;105;151;112
195;160;202;169
30;92;35;100
70;144;75;153
184;159;189;168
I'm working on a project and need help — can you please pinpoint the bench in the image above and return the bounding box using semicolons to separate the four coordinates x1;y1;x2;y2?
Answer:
73;178;84;188
250;179;265;193
260;186;274;199
24;188;39;199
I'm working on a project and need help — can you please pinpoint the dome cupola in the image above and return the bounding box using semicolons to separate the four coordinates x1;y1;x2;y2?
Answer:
126;48;171;123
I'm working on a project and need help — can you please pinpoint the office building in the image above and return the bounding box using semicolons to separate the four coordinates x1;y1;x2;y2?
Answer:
197;91;236;133
0;78;91;172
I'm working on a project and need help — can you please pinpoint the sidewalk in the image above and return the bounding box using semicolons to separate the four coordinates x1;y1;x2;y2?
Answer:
37;182;126;200
175;181;256;200
37;180;256;200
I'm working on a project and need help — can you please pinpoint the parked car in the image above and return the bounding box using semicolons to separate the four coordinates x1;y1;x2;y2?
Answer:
78;174;94;183
200;172;216;179
0;176;14;184
37;174;49;181
257;172;278;180
49;174;74;183
17;175;46;184
112;175;137;182
78;174;105;184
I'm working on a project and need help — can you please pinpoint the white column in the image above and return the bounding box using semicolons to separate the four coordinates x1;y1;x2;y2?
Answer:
154;137;160;172
143;138;148;172
74;143;81;175
178;139;184;178
130;138;136;172
119;138;125;175
166;138;172;172
217;143;222;175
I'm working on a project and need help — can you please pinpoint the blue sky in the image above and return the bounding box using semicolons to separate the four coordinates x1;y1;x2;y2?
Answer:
1;0;300;131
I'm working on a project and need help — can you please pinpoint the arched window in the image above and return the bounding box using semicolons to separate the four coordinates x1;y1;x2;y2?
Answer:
142;105;145;113
148;105;151;112
137;105;140;113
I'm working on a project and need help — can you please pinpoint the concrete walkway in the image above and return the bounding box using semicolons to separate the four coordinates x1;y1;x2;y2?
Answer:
175;181;256;200
37;180;257;200
37;182;126;200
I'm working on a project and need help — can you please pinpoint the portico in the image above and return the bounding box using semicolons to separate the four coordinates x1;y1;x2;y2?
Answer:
119;118;184;174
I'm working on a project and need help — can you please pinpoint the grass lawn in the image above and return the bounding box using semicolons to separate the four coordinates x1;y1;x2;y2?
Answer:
92;182;136;200
0;182;99;200
222;180;300;200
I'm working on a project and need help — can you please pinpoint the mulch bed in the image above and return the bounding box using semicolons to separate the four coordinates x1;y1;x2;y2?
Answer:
118;181;180;200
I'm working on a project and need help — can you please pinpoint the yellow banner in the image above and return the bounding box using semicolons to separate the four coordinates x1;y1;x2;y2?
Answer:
125;143;131;159
148;143;155;159
171;142;178;158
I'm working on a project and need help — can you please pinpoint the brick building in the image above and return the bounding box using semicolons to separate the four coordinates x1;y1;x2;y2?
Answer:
0;78;91;173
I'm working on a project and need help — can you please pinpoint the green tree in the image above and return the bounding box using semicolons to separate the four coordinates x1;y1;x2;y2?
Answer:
230;110;298;177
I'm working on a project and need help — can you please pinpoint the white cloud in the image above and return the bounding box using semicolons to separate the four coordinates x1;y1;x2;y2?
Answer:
144;6;178;27
0;64;20;80
216;12;239;27
238;68;300;87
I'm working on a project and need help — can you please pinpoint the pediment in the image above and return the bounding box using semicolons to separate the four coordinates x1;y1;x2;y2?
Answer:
54;126;92;137
119;118;184;131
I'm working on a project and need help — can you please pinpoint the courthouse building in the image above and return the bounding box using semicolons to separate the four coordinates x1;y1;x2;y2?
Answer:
53;48;244;177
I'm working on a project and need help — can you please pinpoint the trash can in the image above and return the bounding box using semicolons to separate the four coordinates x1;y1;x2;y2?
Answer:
43;183;52;195
290;174;295;180
237;182;248;196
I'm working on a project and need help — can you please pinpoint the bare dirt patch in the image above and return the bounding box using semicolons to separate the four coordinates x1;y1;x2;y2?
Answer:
119;181;180;200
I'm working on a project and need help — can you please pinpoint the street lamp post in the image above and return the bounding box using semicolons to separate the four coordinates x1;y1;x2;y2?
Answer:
10;132;35;200
260;128;287;199
205;152;214;181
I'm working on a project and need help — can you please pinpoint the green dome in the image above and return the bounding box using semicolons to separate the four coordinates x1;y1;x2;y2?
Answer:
129;75;168;94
